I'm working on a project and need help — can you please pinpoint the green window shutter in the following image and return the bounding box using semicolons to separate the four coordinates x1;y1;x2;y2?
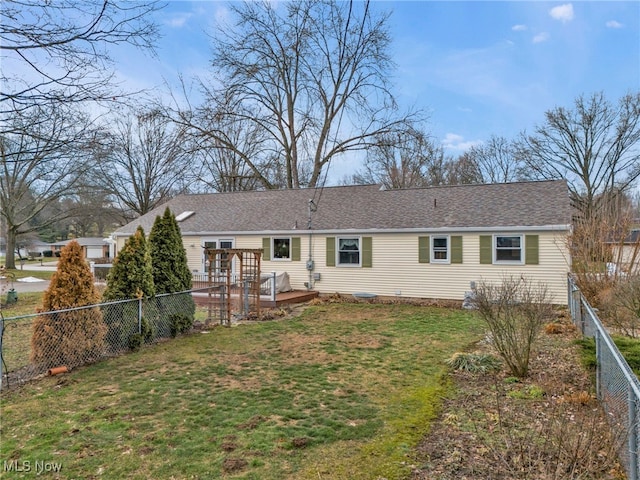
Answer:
326;237;336;267
479;235;492;264
291;237;301;261
525;235;539;265
418;236;430;263
451;236;463;264
362;237;372;268
262;237;271;260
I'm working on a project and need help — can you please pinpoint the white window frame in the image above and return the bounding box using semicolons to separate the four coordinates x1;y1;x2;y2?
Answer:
493;234;524;264
337;236;361;267
431;235;450;264
272;237;292;261
202;238;235;273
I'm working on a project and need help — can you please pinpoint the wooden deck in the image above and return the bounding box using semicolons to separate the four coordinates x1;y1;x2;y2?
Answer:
261;289;319;308
192;289;318;309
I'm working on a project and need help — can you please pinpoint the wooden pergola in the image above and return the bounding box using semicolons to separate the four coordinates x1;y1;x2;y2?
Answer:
203;248;262;325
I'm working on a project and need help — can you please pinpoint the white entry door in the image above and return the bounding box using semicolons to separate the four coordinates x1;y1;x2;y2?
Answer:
203;239;234;277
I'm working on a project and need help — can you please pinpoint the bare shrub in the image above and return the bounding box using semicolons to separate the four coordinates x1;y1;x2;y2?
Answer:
471;276;554;378
570;194;640;308
599;274;640;337
480;384;626;480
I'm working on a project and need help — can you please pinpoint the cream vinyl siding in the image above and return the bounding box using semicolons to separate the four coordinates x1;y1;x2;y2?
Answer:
183;236;203;272
116;230;570;304
236;236;311;288
314;231;568;304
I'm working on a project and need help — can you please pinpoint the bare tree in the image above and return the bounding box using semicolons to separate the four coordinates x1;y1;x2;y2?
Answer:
99;108;192;219
516;92;640;220
61;184;126;237
444;153;484;185
0;0;161;115
466;135;523;184
352;128;444;188
185;98;269;192
346;138;487;188
177;0;420;190
0;104;95;268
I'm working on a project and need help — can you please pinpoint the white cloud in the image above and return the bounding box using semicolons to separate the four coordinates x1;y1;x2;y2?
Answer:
166;13;193;29
532;32;550;44
442;133;482;151
512;24;527;32
606;20;624;29
549;4;574;23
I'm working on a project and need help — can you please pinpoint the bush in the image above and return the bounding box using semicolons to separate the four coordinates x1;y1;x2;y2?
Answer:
149;208;193;294
31;240;107;369
103;226;155;301
445;352;502;374
598;275;640;337
127;317;154;352
471;276;554;378
128;333;144;351
169;313;193;337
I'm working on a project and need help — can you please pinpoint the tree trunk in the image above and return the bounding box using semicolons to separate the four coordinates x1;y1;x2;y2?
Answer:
5;227;16;269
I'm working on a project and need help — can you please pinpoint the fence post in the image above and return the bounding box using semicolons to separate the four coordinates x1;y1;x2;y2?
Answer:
629;384;638;480
221;285;227;326
271;272;276;302
138;298;143;334
243;279;250;315
0;315;4;390
595;328;602;402
567;275;576;316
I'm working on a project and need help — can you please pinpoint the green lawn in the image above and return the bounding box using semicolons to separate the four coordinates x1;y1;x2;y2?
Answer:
0;302;483;479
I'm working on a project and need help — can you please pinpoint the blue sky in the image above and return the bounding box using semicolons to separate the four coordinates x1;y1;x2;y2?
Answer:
115;1;640;180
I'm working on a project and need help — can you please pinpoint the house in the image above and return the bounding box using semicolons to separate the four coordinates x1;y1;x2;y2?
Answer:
111;180;573;304
608;229;640;274
51;237;110;260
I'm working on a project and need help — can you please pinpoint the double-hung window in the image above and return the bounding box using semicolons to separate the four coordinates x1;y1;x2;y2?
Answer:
272;237;291;260
431;236;449;263
494;235;523;263
338;237;360;266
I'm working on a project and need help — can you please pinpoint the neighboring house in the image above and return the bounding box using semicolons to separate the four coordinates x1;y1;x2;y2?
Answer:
25;240;51;258
51;238;110;260
608;229;640;274
112;180;573;304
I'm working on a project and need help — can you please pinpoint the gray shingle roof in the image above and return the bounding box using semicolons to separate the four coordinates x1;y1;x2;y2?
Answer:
51;237;109;247
113;180;571;236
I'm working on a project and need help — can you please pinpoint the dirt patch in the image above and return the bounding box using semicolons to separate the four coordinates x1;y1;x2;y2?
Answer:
238;415;266;430
222;457;248;473
290;437;310;449
411;318;627;480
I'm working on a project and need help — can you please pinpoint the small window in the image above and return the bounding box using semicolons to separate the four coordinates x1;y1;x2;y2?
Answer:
431;236;449;263
338;237;360;266
495;235;522;263
272;238;291;260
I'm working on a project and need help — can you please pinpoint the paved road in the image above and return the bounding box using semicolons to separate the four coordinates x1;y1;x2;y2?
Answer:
3;262;57;294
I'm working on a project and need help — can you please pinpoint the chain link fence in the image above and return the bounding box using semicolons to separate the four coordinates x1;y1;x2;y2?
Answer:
568;275;640;480
0;290;199;390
